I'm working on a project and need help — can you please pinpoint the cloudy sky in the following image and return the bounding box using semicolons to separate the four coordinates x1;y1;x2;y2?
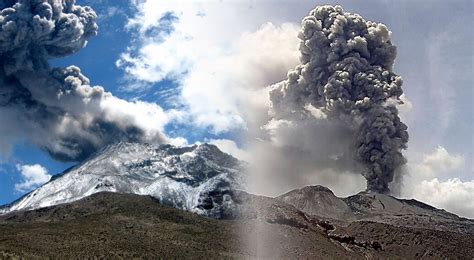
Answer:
0;0;472;218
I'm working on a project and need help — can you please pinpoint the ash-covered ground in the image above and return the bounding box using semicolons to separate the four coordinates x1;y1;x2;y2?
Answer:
1;186;472;259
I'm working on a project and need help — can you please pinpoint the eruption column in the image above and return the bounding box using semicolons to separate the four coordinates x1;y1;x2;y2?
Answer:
270;5;409;193
0;0;167;161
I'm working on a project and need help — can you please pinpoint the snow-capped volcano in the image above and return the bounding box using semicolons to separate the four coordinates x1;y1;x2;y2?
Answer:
0;142;245;218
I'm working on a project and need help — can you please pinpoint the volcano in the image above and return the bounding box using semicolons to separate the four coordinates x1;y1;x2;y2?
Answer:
0;144;472;258
0;142;245;219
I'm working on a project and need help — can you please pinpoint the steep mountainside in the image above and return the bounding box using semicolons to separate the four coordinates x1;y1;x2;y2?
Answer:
277;185;355;220
1;190;472;258
1;142;472;258
0;142;245;218
0;192;243;258
278;186;473;234
235;190;473;258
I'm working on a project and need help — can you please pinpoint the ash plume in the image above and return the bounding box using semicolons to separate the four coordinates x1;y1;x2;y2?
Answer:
269;5;408;194
0;0;167;161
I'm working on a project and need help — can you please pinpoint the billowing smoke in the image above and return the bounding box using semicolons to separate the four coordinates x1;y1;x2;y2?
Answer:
0;0;168;161
269;5;408;193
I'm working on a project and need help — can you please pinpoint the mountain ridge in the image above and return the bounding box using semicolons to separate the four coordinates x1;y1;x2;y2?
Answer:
0;192;244;258
2;143;471;227
0;142;245;218
1;186;473;258
278;185;473;234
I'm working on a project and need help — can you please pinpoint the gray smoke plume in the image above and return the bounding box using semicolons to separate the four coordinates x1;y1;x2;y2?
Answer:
270;5;409;193
0;0;167;161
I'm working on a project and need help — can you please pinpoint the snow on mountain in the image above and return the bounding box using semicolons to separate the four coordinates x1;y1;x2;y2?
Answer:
0;142;246;218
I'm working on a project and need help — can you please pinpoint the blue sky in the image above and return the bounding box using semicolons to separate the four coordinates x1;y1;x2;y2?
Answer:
0;0;472;217
0;0;240;205
0;1;132;205
1;0;151;205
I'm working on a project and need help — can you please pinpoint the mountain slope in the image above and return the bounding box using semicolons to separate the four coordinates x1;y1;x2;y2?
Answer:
1;189;472;258
0;142;245;218
235;190;473;258
277;185;355;220
0;192;243;258
0;191;394;259
278;186;474;234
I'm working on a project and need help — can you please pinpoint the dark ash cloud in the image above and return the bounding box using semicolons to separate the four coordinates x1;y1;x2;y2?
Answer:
0;0;168;161
269;5;409;194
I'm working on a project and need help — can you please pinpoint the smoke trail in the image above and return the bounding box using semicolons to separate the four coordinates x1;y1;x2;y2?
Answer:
0;0;168;161
269;5;408;193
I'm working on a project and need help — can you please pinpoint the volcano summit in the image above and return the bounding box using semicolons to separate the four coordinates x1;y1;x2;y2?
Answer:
0;142;245;219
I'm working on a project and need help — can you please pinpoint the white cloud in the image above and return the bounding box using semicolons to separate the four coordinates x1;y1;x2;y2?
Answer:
411;178;474;218
178;22;299;132
119;1;300;133
409;145;464;179
208;139;250;162
402;146;472;218
15;164;51;192
116;29;194;83
117;1;232;84
100;96;171;141
421;145;464;172
116;3;473;219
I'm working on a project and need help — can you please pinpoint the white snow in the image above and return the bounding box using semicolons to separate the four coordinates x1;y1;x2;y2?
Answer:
0;142;244;217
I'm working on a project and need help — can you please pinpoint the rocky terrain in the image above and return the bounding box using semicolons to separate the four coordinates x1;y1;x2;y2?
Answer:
274;186;474;258
1;143;472;258
278;185;473;234
0;142;245;218
0;192;243;258
1;189;472;259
